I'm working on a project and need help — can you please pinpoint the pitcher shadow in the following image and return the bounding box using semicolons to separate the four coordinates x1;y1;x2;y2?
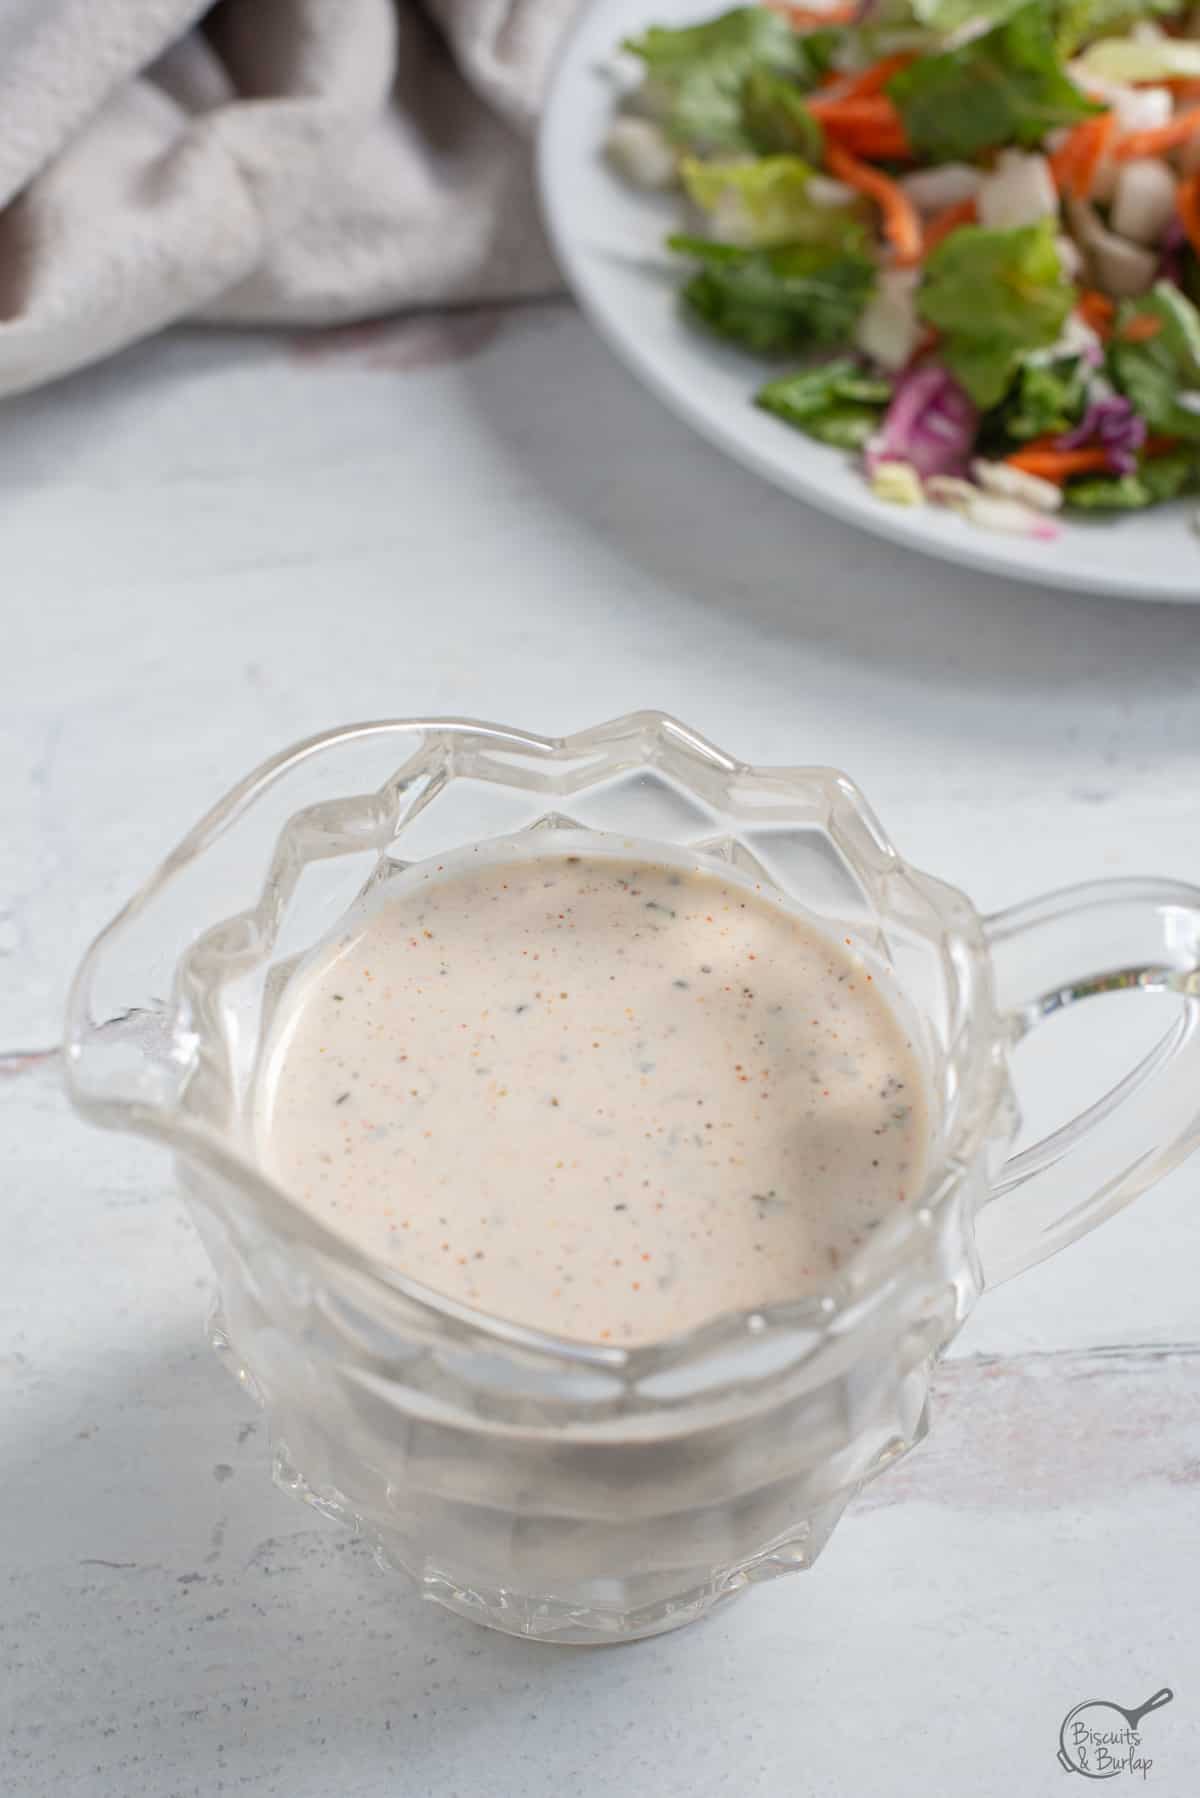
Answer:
7;1315;757;1792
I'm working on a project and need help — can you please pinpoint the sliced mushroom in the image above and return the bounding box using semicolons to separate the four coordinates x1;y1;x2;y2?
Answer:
977;151;1057;230
899;162;981;214
1114;84;1173;135
855;268;922;372
1067;69;1172;137
1110;157;1178;244
1065;195;1160;299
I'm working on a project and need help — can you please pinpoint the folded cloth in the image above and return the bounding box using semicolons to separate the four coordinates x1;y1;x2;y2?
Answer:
0;0;579;397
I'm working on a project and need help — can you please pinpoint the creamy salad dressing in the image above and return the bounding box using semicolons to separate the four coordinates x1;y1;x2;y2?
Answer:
253;851;930;1344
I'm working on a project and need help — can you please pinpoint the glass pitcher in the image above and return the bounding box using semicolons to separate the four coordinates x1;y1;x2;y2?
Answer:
64;713;1200;1644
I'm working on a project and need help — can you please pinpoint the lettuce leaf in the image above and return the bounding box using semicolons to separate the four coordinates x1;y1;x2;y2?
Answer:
756;358;892;447
740;69;824;160
917;218;1076;406
680;155;867;249
841;0;1182;53
1064;449;1200;509
990;355;1089;441
670;236;877;353
887;2;1099;162
625;8;837;150
625;8;812;79
779;24;844;86
1109;284;1200;442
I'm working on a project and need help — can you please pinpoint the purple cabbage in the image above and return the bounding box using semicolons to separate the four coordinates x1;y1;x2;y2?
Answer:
1056;394;1146;477
865;363;979;481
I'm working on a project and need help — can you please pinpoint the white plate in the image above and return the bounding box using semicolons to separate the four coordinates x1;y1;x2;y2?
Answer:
538;0;1200;602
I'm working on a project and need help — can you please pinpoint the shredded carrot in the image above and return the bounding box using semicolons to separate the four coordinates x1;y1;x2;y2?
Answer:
920;196;977;258
1047;141;1076;188
1115;110;1200;161
809;94;913;160
1070;111;1115;199
822;127;913;159
1049;120;1089;190
1005;436;1180;482
1178;172;1200;257
806;95;902;127
827;128;914;159
1077;289;1115;338
1004;445;1115;481
817;122;913;159
1119;311;1165;343
825;141;922;263
1050;112;1114;198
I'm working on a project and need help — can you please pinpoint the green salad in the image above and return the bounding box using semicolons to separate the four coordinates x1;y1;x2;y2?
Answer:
605;0;1200;538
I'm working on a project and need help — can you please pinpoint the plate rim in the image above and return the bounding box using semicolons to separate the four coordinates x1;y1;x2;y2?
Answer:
537;0;1200;605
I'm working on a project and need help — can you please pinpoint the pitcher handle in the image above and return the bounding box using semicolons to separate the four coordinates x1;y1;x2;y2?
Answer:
978;878;1200;1288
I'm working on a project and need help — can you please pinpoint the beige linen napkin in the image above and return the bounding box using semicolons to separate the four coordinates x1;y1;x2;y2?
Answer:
0;0;577;397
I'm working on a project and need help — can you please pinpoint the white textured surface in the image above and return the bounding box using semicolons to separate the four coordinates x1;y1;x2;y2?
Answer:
3;302;1200;1794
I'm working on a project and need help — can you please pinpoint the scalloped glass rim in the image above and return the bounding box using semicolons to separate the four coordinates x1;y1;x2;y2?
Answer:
64;712;1007;1376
